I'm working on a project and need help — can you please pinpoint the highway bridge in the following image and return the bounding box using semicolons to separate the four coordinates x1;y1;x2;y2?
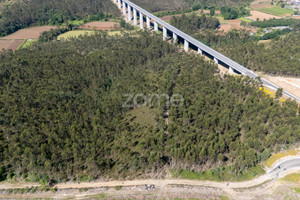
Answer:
113;0;300;102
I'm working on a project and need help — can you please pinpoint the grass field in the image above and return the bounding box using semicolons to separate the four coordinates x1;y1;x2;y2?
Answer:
281;173;300;182
238;17;253;23
17;39;37;49
57;30;96;40
257;7;294;17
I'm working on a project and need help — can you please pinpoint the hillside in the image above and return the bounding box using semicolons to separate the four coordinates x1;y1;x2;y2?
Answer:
170;14;300;76
0;0;120;36
131;0;252;12
0;32;300;182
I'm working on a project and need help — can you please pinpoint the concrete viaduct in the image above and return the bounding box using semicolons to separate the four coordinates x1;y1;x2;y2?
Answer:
113;0;300;102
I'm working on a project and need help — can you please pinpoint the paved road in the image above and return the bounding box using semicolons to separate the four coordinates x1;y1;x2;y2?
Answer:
121;0;300;102
268;158;300;178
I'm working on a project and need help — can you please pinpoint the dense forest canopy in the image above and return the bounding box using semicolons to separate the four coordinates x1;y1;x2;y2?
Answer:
0;32;300;182
170;14;220;34
0;0;120;36
170;14;300;76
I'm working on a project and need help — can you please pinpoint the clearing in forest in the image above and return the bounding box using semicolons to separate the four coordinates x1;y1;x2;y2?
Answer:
57;30;96;40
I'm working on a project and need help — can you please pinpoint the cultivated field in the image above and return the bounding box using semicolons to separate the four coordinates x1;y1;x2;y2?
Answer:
1;26;56;39
247;10;280;21
0;39;24;51
257;6;294;17
79;21;121;30
57;30;96;40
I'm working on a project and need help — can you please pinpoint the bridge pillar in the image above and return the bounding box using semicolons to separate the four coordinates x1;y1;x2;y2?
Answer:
146;16;151;30
118;0;121;9
184;40;189;52
128;5;132;21
133;9;137;25
154;21;158;33
198;48;203;55
140;12;143;29
214;57;219;64
163;27;167;41
229;67;234;74
173;33;177;44
122;2;126;15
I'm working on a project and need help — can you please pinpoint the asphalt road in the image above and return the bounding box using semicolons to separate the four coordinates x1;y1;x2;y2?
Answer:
268;158;300;178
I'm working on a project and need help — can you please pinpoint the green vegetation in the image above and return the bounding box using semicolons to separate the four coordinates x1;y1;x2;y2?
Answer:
153;9;193;18
170;14;220;34
57;30;96;40
1;31;300;182
220;6;250;20
238;17;253;23
0;0;120;36
173;165;265;181
250;18;300;28
170;14;300;76
294;188;300;194
281;173;300;182
257;7;294;17
259;28;291;40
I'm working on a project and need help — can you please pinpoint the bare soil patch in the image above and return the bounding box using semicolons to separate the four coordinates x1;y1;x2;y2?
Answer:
260;73;300;100
218;19;258;33
247;10;280;21
2;26;56;39
0;39;23;51
291;15;300;19
79;21;121;30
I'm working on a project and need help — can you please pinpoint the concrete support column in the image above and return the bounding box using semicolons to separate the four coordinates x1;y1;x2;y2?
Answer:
133;9;137;25
128;5;132;21
173;33;177;44
198;48;203;55
184;40;189;52
118;0;121;9
163;27;167;41
146;16;151;30
122;2;126;15
229;67;234;74
214;57;219;64
140;12;143;29
154;21;158;33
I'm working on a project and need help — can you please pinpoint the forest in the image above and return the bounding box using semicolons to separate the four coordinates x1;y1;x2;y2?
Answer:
0;31;300;183
250;18;300;28
0;0;120;36
170;14;220;34
170;14;300;76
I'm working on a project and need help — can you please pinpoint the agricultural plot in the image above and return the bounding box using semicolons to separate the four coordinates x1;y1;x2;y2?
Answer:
2;26;56;39
79;21;120;30
57;30;96;40
0;39;23;51
257;6;294;17
247;10;280;21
